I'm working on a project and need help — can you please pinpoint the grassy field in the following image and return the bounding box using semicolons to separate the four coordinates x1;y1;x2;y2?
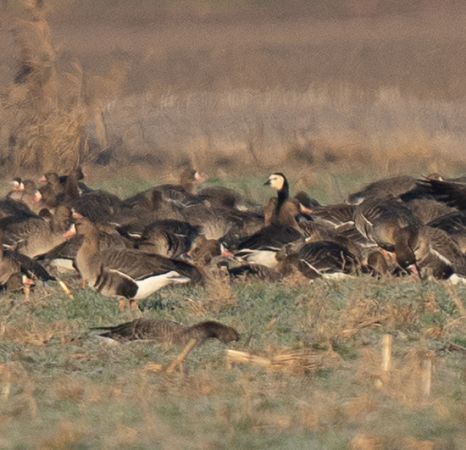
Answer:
0;269;465;449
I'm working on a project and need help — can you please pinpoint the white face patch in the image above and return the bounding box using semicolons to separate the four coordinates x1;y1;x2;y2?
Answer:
268;174;284;191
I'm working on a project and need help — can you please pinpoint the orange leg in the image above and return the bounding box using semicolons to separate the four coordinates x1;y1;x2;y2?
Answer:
129;299;140;312
118;298;127;312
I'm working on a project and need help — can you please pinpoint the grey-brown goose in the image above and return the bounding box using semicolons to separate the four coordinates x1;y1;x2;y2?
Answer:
197;185;258;211
74;219;203;305
123;168;205;210
298;220;364;260
0;205;73;258
427;211;466;252
0;197;37;220
40;223;133;272
221;261;283;281
354;196;421;251
7;180;41;212
137;220;202;258
93;319;239;345
0;232;54;287
417;178;466;210
56;169;122;223
38;172;71;209
347;175;418;205
403;198;457;224
309;204;355;228
394;225;466;280
276;240;360;280
6;177;25;200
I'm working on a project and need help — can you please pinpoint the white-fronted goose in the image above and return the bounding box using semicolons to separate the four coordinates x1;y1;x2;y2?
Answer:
92;319;239;345
276;240;360;280
354;196;421;251
74;219;203;307
7;180;41;211
0;231;55;288
123;168;205;210
137;220;202;258
0;205;73;258
221;261;283;281
427;211;466;252
403;198;457;224
394;224;466;280
0;197;37;220
417;178;466;210
6;177;25;199
347;175;418;205
309;204;355;228
197;185;257;211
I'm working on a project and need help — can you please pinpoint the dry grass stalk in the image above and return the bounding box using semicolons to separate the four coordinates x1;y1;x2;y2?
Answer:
226;347;332;375
420;357;433;399
340;314;388;339
0;361;38;417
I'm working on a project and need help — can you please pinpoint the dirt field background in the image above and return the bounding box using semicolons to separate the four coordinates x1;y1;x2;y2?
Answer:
1;0;466;183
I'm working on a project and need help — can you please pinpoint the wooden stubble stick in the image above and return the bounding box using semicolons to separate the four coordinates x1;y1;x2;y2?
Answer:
165;338;198;374
382;334;393;373
225;349;272;369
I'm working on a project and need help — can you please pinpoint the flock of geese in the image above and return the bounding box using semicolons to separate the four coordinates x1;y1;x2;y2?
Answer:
2;166;466;348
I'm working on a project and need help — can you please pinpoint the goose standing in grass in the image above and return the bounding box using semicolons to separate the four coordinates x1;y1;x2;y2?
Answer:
74;218;203;310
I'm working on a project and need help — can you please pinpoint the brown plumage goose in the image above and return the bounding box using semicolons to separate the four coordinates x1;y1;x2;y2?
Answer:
92;319;239;345
137;220;202;258
417;177;466;210
347;175;418;205
276;240;360;280
7;180;41;211
0;231;54;291
394;224;466;280
0;205;73;258
354;196;420;251
123;168;205;210
74;218;203;307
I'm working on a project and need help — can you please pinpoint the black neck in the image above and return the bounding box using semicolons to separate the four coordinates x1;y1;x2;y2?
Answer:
274;179;289;218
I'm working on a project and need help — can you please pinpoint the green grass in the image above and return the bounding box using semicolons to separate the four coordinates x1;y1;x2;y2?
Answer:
0;276;464;449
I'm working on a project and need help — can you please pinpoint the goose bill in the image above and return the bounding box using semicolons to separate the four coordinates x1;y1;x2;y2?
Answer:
63;223;77;239
33;190;42;203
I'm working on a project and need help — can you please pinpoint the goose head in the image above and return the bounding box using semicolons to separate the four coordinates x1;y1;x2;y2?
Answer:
264;173;287;191
394;225;418;268
10;177;24;191
196;321;240;343
180;168;206;184
74;217;98;237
